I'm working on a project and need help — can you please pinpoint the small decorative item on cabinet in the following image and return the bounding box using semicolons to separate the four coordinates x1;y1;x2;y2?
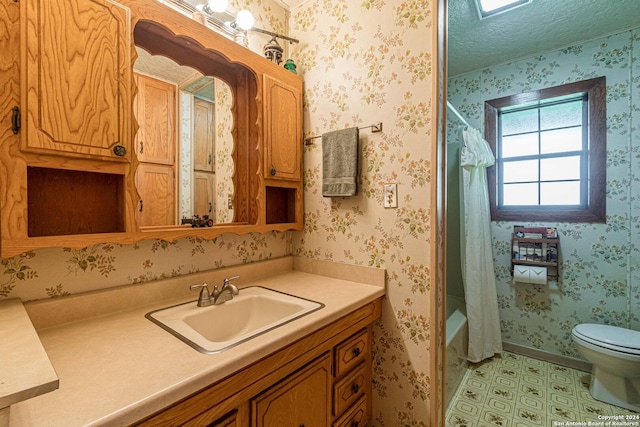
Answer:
284;59;297;74
182;215;214;227
264;37;283;64
510;226;560;281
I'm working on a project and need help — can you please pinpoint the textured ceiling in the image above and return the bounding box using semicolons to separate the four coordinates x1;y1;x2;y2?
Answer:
448;0;640;76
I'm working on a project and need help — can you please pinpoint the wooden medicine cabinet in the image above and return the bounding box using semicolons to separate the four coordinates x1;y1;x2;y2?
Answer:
0;0;303;257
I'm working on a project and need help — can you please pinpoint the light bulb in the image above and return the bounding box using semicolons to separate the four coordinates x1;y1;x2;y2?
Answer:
207;0;228;13
235;10;254;30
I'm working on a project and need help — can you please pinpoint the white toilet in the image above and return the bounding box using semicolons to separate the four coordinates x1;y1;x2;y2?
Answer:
572;324;640;412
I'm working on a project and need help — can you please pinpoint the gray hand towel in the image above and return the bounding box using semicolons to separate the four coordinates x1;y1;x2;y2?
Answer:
322;127;359;197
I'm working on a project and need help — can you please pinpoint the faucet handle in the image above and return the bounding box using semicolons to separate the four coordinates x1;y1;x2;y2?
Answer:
190;283;211;307
223;275;240;285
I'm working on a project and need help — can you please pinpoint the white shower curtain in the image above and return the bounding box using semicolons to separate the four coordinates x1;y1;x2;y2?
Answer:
460;126;502;363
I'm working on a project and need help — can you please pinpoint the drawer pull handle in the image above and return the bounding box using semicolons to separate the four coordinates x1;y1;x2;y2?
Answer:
352;383;360;394
353;347;361;357
11;106;21;134
270;167;276;176
351;422;359;427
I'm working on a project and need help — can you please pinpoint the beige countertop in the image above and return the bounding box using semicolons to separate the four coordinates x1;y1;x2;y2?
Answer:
8;257;385;426
0;300;58;409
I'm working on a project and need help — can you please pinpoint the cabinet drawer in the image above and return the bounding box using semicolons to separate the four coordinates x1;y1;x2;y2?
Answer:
332;395;367;427
333;362;368;416
334;329;369;377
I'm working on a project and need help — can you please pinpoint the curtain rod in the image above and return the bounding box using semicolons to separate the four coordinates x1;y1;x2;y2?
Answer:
446;101;470;128
304;122;383;145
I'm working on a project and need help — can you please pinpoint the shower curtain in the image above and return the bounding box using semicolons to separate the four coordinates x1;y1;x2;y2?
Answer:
460;126;502;363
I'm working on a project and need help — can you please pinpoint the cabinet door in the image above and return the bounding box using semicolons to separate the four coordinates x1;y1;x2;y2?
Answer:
22;0;132;160
193;98;215;172
262;74;302;181
136;163;175;226
252;353;331;427
194;171;215;219
135;73;176;165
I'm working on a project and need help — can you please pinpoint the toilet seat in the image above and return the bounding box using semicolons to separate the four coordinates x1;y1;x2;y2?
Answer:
572;324;640;356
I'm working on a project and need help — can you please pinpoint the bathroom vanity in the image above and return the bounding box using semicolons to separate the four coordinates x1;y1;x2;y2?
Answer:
8;257;385;426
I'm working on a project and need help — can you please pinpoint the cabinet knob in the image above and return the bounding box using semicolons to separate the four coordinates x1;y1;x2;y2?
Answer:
351;422;360;427
113;144;127;157
270;167;276;176
353;347;361;357
352;383;360;394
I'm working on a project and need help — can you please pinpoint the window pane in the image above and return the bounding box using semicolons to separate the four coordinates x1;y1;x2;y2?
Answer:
540;181;581;205
540;127;582;154
501;109;538;135
540;156;580;181
503;183;538;205
503;159;538;183
540;100;582;130
502;133;539;158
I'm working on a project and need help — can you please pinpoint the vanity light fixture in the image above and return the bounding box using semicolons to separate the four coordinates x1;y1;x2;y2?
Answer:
475;0;531;18
197;1;299;44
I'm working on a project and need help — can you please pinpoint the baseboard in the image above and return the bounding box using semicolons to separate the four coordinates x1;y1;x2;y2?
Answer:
502;341;592;372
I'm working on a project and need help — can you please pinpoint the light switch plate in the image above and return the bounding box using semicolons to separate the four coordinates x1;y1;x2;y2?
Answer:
383;184;397;208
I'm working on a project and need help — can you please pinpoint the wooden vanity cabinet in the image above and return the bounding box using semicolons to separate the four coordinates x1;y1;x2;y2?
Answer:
252;353;332;427
133;299;381;427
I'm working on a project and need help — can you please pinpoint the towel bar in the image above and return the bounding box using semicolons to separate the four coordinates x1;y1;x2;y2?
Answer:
304;122;382;145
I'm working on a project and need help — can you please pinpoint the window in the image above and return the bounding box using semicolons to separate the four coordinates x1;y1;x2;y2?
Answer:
485;77;606;223
475;0;531;18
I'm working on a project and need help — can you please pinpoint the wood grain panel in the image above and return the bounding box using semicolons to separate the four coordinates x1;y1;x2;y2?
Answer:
262;75;302;181
22;0;132;159
193;98;215;172
135;73;176;165
252;353;331;427
136;163;175;226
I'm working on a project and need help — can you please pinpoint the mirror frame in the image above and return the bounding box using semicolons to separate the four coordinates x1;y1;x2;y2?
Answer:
133;20;259;228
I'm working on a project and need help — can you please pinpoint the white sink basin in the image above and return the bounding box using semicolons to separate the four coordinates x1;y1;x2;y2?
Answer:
146;286;324;353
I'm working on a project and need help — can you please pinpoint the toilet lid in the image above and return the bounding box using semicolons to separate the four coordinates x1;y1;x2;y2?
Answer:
573;324;640;355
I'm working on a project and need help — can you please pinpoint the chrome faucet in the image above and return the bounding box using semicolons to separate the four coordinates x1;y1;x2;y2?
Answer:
190;275;240;307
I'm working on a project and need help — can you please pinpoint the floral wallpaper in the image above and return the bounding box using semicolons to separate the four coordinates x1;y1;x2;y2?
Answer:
447;28;640;361
289;0;439;425
1;0;444;424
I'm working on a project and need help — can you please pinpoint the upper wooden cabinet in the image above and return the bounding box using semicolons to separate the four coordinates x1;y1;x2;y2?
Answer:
21;0;132;161
0;0;304;257
263;75;303;181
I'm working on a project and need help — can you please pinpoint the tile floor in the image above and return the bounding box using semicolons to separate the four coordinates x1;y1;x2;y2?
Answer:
446;352;639;426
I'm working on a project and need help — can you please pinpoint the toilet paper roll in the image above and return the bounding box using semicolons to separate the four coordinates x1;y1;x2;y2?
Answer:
513;265;530;283
529;266;547;285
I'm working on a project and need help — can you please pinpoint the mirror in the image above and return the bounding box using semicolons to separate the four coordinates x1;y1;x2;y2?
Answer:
131;19;261;229
133;47;235;226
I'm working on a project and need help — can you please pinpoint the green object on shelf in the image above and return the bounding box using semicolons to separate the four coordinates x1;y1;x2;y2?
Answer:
284;59;297;74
